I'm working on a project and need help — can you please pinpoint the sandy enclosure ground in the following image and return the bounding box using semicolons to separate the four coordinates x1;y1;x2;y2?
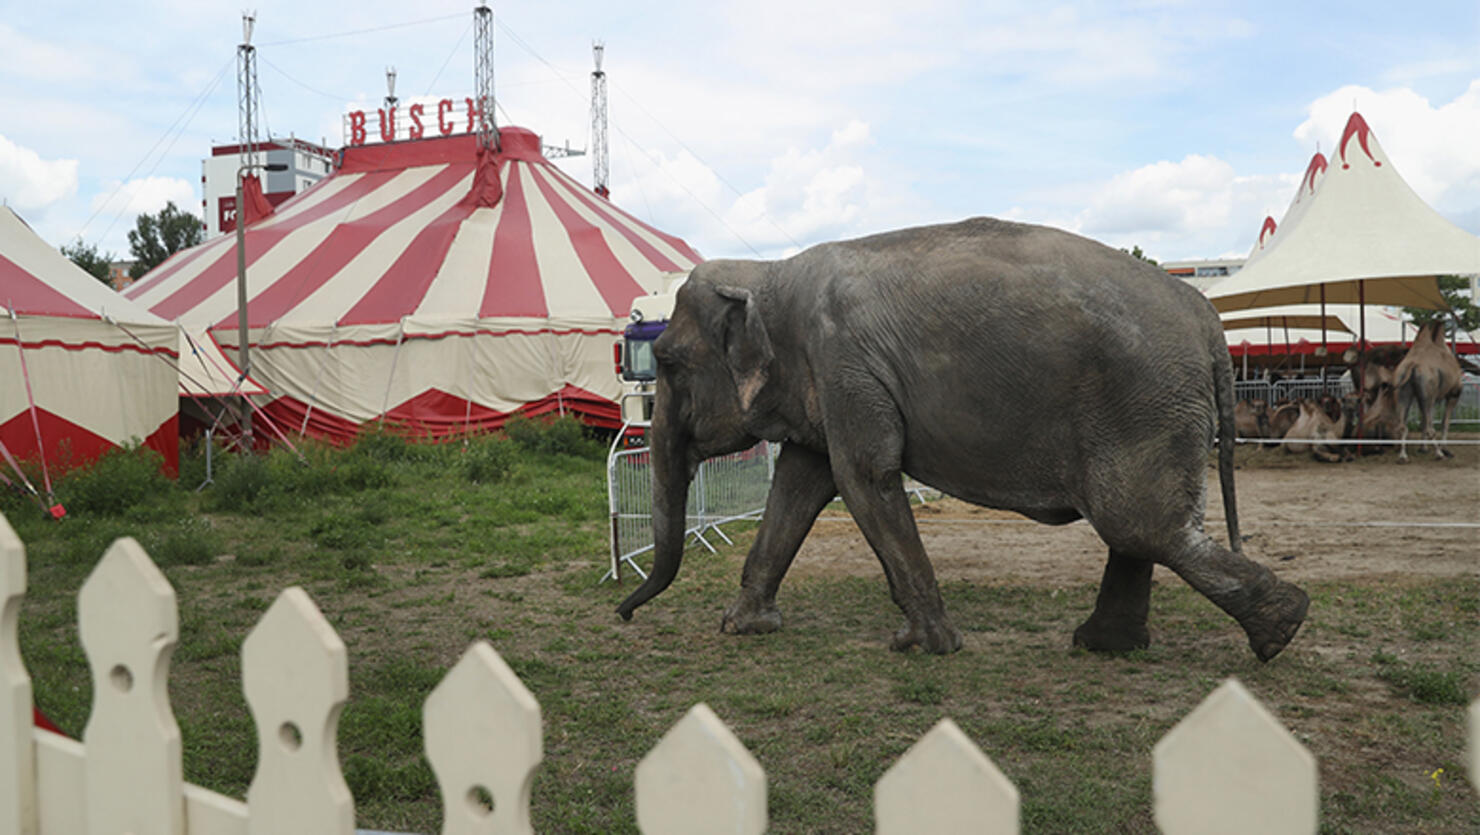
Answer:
787;437;1480;588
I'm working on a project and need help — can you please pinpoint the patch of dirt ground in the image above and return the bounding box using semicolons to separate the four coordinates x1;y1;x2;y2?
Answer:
788;436;1480;587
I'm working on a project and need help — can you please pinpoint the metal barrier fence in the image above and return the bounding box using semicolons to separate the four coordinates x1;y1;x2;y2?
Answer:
1233;377;1349;404
1234;376;1480;427
605;394;780;582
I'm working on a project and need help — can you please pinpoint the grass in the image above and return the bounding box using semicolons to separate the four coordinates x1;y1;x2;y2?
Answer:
4;423;1479;833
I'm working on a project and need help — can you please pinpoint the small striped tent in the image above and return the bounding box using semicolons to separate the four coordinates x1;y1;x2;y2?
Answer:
1;206;178;475
126;127;702;442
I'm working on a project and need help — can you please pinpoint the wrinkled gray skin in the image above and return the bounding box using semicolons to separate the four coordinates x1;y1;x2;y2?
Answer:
616;218;1309;661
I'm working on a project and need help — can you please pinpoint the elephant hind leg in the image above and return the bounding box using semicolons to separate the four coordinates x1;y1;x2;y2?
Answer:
1073;549;1153;653
1154;532;1308;661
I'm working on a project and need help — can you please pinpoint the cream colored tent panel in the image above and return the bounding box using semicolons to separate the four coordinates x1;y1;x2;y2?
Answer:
1221;307;1353;335
1209;112;1480;313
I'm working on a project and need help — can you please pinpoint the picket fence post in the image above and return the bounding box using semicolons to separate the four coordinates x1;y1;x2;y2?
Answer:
875;717;1018;834
1469;696;1479;800
1153;677;1318;834
424;640;542;835
635;702;766;835
1;513;36;835
242;587;353;835
79;537;185;835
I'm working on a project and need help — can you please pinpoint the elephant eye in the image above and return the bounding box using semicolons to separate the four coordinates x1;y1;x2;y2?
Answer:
653;342;683;369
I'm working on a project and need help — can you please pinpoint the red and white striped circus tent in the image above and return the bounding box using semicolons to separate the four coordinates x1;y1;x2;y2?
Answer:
125;127;702;443
1;206;178;476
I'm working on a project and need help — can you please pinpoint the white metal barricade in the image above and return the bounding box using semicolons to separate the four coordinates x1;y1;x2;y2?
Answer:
605;394;778;583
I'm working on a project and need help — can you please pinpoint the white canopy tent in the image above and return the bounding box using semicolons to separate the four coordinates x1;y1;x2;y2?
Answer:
1208;112;1479;314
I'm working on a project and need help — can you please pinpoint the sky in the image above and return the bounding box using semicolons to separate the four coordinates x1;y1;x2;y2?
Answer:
2;1;1478;266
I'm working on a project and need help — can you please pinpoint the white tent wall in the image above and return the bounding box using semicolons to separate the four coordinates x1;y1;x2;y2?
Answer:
229;326;623;438
0;318;178;474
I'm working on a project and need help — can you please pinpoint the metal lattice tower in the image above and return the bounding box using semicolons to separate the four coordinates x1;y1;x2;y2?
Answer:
591;41;609;198
237;12;262;168
473;3;498;151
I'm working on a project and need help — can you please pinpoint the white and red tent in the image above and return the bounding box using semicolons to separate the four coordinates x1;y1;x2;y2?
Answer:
1209;111;1479;313
125;127;702;443
1;206;179;476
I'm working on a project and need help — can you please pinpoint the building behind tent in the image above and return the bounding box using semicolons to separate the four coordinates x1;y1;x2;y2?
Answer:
201;138;336;238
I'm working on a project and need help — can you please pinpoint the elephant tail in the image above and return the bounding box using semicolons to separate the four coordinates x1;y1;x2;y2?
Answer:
1213;348;1243;553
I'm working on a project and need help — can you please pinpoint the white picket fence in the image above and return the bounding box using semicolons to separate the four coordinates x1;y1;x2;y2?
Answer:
3;510;1478;834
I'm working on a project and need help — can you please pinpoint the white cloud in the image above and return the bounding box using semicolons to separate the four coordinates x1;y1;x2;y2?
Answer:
615;119;925;259
90;176;198;219
1003;80;1480;259
0;24;105;84
0;134;78;213
1007;155;1294;260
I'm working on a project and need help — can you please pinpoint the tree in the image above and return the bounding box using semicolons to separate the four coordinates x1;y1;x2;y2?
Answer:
60;237;117;286
1402;275;1479;334
128;201;204;280
1121;245;1159;266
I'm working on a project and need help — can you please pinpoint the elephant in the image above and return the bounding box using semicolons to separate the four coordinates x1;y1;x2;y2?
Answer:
616;217;1309;661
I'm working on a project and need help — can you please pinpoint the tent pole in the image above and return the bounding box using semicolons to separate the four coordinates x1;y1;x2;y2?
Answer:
1320;285;1328;389
463;330;475;441
300;320;338;439
379;317;409;426
1357;282;1367;453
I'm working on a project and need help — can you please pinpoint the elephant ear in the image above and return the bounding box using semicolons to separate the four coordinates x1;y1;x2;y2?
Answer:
714;285;773;411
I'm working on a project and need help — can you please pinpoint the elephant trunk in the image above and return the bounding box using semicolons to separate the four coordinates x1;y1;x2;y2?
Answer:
616;398;691;620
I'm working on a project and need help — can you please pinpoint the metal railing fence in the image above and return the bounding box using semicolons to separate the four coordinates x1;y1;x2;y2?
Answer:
1234;376;1479;427
605;394;780;583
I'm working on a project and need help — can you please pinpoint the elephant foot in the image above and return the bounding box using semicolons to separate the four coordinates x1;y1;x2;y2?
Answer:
720;598;783;635
890;618;963;654
1071;617;1150;654
1240;581;1309;662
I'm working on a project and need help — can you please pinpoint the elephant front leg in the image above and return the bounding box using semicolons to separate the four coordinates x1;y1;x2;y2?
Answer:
1073;550;1153;653
832;460;962;655
721;444;837;635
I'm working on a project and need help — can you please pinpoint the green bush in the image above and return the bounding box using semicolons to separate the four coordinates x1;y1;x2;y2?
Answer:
504;413;601;458
209;451;272;510
348;426;432;464
339;456;396;491
55;445;179;518
463;436;516;483
309;511;384;552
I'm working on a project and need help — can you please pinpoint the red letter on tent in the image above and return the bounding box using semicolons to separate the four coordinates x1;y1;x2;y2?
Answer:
378;108;396;142
438;99;454;136
465;98;477;132
349;111;367;146
409;103;425;140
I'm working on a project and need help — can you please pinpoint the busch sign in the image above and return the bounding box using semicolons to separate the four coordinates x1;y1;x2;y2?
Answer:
345;98;484;146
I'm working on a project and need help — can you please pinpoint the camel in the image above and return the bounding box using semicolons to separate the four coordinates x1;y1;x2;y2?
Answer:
1283;397;1354;463
1391;321;1465;462
1353;344;1404;402
1234;398;1270;440
1265;399;1299;448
